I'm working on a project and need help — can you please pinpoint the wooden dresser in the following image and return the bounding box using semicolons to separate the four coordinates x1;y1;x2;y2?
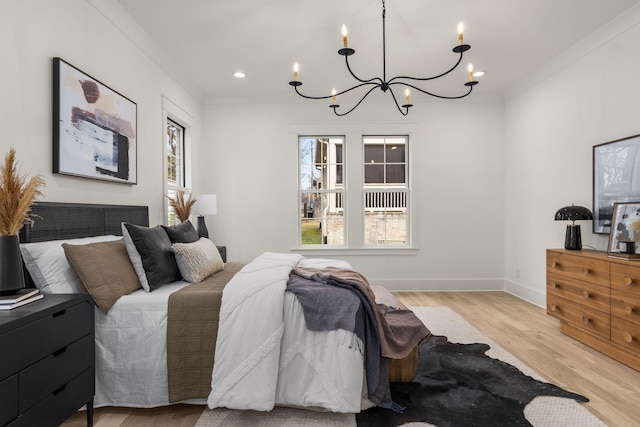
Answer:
546;249;640;371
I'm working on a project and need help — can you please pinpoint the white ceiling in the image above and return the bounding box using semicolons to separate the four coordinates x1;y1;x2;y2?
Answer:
113;0;640;104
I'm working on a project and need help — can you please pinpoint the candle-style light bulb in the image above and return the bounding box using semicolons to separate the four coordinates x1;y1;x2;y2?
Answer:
341;25;348;48
457;22;464;45
293;62;299;81
404;88;410;105
332;88;337;105
467;63;474;82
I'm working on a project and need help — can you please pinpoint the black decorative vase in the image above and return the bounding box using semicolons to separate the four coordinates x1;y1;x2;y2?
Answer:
0;235;26;295
564;224;582;250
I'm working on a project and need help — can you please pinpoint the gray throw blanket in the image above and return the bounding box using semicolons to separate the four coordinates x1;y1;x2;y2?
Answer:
287;267;430;412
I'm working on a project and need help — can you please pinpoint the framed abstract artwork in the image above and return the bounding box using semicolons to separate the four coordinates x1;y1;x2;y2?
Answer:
607;202;640;257
53;57;137;184
592;134;640;234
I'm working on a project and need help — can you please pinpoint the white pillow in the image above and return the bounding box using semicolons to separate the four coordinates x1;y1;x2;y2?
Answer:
172;238;224;283
121;223;151;292
20;235;121;294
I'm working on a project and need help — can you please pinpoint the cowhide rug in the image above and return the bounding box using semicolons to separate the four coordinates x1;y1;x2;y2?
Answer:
356;335;588;427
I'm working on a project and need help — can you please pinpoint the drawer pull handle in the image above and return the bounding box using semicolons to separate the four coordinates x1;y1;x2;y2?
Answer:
551;261;558;268
53;384;67;396
624;277;634;286
52;309;66;318
582;291;590;299
53;346;67;357
623;332;634;344
549;304;558;312
582;268;591;275
625;305;635;315
550;282;558;289
582;316;590;325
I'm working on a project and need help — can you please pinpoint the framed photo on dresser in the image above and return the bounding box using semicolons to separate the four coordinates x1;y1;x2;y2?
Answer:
52;57;137;184
607;201;640;258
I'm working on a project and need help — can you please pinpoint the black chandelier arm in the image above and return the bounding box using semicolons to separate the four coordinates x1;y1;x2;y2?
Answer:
332;85;380;116
387;87;410;116
387;48;466;84
392;81;475;100
292;81;379;100
344;54;384;85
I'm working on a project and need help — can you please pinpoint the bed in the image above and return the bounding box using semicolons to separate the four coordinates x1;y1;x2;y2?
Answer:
19;202;429;413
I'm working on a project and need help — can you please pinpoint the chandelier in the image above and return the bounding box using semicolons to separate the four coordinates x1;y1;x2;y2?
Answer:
288;0;479;116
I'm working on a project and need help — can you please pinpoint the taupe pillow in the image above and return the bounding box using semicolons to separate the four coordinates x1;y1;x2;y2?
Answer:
172;238;224;283
63;239;142;313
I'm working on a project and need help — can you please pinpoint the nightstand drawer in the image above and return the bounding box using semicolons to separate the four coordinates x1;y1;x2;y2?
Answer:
611;263;640;294
0;300;91;380
19;334;93;412
547;294;610;339
611;317;640;353
8;368;93;427
547;272;610;313
547;252;609;287
0;375;18;426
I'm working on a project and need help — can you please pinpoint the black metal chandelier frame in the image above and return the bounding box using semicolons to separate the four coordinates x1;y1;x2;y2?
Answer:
289;0;478;116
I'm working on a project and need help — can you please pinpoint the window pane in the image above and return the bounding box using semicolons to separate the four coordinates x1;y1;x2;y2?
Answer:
365;164;384;183
386;164;405;183
364;211;407;245
386;143;405;163
300;191;344;245
364;145;384;163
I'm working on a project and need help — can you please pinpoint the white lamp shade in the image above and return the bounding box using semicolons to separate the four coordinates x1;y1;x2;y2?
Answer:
193;194;217;215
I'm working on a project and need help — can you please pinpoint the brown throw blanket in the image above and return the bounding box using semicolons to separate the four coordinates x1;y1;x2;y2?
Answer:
166;262;244;402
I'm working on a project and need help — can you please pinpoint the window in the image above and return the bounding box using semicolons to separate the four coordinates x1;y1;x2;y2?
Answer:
363;136;408;245
299;137;345;245
166;119;185;226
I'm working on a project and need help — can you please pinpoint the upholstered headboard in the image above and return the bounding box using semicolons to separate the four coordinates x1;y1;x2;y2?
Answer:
19;202;149;243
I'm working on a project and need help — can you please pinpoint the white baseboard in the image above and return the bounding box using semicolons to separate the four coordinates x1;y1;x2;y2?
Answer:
371;278;504;292
503;280;546;308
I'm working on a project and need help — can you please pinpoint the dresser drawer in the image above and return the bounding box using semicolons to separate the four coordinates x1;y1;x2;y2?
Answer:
0;374;18;426
8;368;93;427
610;263;640;294
547;272;610;313
611;317;640;353
0;300;91;380
547;294;610;339
547;251;609;287
611;289;640;326
19;333;93;412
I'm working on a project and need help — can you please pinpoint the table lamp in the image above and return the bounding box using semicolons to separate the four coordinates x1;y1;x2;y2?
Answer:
193;194;217;239
554;204;593;250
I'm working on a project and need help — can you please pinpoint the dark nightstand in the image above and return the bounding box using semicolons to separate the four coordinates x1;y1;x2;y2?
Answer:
217;246;227;263
0;293;95;427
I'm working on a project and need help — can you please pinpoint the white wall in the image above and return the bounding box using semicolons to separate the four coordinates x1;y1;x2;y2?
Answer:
201;100;505;290
1;0;202;226
503;7;640;306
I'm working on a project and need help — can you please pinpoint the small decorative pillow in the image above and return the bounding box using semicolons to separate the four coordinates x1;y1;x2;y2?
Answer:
161;220;199;243
172;238;224;283
63;239;141;313
122;222;181;291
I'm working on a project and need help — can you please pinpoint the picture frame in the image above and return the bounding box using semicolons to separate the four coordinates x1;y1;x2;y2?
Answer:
593;134;640;234
607;202;640;257
53;57;137;184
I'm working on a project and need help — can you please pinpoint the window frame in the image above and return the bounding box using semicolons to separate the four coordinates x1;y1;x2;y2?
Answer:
166;119;186;226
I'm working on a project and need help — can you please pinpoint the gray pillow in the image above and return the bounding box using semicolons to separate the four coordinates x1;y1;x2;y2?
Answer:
122;223;181;291
161;220;199;243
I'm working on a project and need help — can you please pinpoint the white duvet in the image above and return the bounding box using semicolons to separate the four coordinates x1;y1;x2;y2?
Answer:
208;252;366;412
94;253;367;412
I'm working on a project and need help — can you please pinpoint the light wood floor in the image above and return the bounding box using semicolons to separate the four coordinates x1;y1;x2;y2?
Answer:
61;291;640;427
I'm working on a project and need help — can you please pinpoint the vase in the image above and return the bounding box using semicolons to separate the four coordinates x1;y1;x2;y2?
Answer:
0;234;26;295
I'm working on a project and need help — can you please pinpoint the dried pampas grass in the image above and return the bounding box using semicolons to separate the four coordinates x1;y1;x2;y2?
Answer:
0;148;45;235
629;219;640;235
166;190;196;223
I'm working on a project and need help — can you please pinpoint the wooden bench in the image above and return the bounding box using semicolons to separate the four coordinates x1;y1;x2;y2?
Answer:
372;285;420;382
